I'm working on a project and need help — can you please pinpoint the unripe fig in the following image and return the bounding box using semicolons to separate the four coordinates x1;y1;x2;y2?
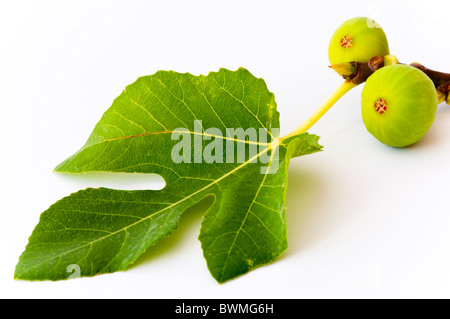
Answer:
328;17;390;65
361;64;438;147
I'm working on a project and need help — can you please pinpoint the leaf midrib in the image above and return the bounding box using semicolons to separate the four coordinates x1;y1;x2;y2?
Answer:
79;130;270;154
218;138;281;282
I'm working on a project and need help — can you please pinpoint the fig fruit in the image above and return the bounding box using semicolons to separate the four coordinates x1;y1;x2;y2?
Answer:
361;64;438;147
328;17;390;65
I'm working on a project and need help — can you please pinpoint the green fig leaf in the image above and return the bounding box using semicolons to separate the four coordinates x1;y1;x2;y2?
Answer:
15;68;322;282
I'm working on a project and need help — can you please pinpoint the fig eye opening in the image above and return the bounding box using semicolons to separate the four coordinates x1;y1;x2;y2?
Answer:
340;35;353;48
375;98;388;114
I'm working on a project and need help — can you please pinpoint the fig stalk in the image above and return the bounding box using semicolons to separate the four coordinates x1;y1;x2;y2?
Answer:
282;81;358;139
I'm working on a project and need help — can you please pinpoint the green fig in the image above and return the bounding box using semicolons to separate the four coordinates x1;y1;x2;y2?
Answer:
361;64;438;147
328;17;390;65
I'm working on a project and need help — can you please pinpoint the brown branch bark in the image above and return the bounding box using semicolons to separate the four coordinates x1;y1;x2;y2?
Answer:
332;56;450;100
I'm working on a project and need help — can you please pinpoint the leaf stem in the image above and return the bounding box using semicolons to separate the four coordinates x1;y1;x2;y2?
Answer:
282;81;358;140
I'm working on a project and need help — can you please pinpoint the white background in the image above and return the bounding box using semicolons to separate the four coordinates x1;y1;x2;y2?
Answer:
1;0;450;299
